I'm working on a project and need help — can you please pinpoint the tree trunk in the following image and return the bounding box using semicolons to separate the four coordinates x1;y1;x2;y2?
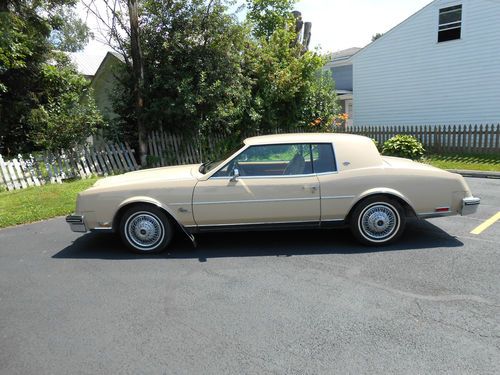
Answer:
127;0;147;166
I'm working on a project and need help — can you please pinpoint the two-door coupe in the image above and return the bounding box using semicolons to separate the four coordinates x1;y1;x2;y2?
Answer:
66;133;480;253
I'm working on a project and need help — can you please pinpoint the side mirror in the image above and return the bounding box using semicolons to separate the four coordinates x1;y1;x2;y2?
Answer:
230;168;240;182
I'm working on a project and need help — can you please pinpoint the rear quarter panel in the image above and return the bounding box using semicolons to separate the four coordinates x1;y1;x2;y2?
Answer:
318;166;468;221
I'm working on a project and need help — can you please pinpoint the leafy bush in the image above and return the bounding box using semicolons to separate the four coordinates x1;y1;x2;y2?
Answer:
382;135;425;160
146;155;161;167
27;52;104;151
112;0;340;145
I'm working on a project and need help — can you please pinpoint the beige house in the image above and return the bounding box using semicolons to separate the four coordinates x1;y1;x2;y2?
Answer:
69;51;125;121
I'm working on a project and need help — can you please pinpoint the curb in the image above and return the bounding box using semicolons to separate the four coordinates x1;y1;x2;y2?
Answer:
446;169;500;179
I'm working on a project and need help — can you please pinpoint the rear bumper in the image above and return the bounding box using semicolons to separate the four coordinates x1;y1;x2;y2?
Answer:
461;197;480;216
66;215;87;233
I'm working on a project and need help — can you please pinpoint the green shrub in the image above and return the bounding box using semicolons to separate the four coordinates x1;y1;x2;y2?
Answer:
382;135;425;160
146;154;161;167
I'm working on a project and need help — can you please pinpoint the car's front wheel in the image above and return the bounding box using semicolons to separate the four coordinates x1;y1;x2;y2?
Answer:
350;196;406;246
119;204;173;254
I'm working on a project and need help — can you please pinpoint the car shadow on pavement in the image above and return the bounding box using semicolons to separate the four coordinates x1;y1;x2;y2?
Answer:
53;219;463;261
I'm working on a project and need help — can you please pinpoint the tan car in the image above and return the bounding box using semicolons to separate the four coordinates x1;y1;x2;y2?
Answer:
67;133;480;253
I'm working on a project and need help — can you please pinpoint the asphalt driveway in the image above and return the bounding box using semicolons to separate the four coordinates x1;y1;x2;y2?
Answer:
0;177;499;374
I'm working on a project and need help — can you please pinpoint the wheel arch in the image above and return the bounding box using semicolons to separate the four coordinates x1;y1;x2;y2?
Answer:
345;188;417;223
112;197;183;232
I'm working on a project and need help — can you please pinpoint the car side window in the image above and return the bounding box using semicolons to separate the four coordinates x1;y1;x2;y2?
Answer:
213;143;313;177
312;143;337;173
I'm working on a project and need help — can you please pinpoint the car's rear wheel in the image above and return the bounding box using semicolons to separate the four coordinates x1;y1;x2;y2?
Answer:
119;204;173;254
350;196;406;246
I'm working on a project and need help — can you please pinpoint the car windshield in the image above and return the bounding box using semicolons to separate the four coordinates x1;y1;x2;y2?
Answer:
199;143;244;174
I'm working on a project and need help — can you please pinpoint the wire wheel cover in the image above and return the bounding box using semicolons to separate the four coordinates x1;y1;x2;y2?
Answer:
359;203;399;241
125;212;165;250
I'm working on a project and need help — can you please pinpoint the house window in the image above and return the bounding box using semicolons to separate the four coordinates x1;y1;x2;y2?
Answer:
438;4;462;42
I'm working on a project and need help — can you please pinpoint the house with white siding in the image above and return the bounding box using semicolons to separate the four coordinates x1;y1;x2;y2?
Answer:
351;0;500;127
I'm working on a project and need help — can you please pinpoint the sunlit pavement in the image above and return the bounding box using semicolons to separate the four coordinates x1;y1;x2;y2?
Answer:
0;177;499;374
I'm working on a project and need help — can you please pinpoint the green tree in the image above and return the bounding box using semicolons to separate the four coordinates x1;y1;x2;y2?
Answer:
242;0;338;133
0;0;92;154
111;0;252;143
27;53;104;150
81;0;149;164
246;0;297;40
49;8;92;52
109;0;339;157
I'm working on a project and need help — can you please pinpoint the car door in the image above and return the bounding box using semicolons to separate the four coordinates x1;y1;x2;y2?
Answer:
312;143;356;221
193;143;320;226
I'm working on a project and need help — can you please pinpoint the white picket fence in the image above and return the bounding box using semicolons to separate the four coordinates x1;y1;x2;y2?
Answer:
146;129;225;167
0;142;138;191
146;124;500;168
343;124;500;154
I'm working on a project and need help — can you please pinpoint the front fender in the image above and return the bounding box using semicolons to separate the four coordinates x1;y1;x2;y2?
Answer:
116;196;197;247
118;196;182;223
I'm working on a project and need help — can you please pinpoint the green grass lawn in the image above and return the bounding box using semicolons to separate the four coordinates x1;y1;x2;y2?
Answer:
0;178;98;229
422;153;500;172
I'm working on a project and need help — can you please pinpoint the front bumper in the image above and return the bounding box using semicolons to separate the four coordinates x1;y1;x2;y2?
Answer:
66;215;87;233
461;197;480;216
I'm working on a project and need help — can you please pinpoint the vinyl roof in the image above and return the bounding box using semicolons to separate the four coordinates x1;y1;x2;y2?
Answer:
244;132;368;145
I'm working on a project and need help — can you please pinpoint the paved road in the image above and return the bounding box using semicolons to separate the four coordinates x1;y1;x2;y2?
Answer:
0;178;499;374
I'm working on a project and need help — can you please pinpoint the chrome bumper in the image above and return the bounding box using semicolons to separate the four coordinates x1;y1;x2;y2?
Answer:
461;197;480;216
66;215;87;233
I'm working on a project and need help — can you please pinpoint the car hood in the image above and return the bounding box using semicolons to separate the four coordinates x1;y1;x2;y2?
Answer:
93;164;200;188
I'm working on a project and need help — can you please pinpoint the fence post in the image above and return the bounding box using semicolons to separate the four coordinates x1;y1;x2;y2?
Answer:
12;157;28;189
150;131;161;167
125;142;139;170
495;124;500;153
0;155;15;191
104;143;119;173
25;154;41;187
99;144;114;175
17;154;34;187
112;143;130;172
119;143;133;171
159;130;168;166
471;124;478;153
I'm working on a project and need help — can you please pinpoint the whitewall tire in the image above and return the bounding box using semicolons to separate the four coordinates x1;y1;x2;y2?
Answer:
119;204;173;254
350;196;406;246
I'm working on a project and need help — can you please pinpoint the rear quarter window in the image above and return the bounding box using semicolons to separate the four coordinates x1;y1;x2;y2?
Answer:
312;143;337;173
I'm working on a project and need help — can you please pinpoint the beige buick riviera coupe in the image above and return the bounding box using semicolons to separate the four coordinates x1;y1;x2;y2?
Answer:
67;133;479;253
